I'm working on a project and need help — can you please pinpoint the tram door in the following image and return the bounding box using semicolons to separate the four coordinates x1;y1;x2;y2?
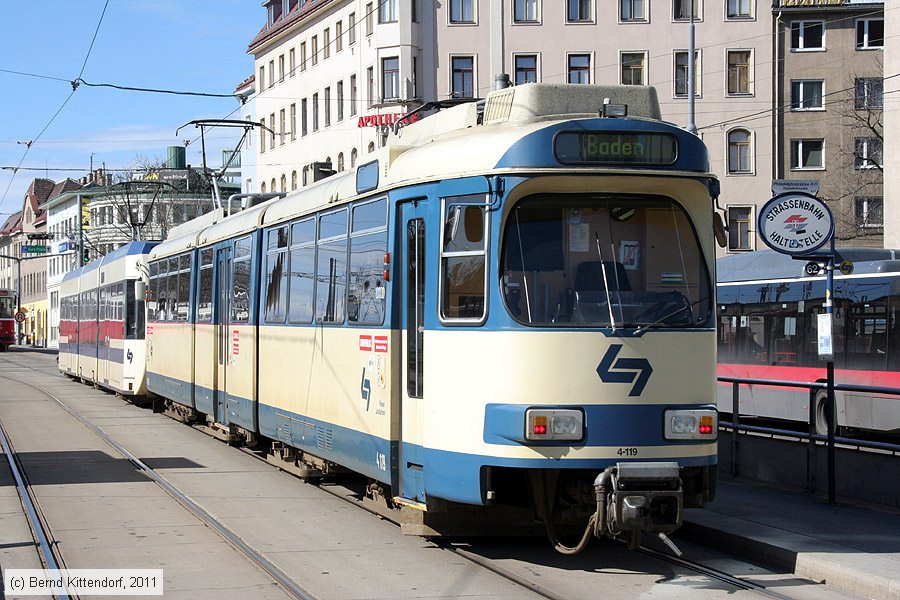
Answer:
214;248;232;427
399;201;427;502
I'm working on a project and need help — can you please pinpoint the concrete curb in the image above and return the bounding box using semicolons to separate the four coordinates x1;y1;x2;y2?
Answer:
680;515;900;600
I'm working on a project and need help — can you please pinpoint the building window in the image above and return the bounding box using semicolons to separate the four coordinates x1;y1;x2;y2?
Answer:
567;0;592;22
451;55;475;98
281;174;287;193
312;36;318;65
338;153;345;171
323;28;330;59
300;42;307;71
259;119;266;152
367;66;375;107
290;103;296;141
855;78;883;109
350;74;358;116
621;52;646;85
855;197;883;229
349;12;356;44
292;171;298;190
379;0;398;23
790;80;823;110
382;57;400;101
727;128;752;174
673;0;700;21
514;0;538;23
515;54;538;85
279;108;286;145
727;206;753;251
337;80;344;121
674;50;699;97
726;0;751;19
854;138;883;170
279;54;285;82
568;53;590;84
312;93;319;131
366;3;374;35
727;49;752;95
351;148;358;167
790;21;824;51
368;142;376;153
856;18;884;49
259;65;265;91
324;87;331;127
450;0;475;23
269;113;276;149
336;21;343;52
301;98;308;136
620;0;645;21
791;139;824;170
269;60;275;87
289;48;295;76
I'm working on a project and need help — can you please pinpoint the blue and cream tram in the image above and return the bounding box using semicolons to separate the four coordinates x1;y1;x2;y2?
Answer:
146;84;719;550
59;242;155;395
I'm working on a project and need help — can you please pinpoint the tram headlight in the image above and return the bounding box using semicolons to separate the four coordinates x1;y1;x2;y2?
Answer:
525;409;584;441
664;409;718;440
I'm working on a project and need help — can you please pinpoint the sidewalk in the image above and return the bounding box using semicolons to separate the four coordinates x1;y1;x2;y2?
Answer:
681;476;900;600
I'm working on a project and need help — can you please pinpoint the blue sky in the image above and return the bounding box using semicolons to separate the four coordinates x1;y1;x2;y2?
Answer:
0;0;262;218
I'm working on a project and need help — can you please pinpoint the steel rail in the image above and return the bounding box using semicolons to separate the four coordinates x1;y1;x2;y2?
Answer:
0;416;71;600
635;544;798;600
0;371;317;600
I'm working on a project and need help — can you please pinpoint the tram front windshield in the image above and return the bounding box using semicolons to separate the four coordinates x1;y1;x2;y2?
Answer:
0;296;15;319
501;193;711;328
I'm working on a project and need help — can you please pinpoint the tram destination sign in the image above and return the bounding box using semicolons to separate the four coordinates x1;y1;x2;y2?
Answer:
555;132;677;166
758;191;833;256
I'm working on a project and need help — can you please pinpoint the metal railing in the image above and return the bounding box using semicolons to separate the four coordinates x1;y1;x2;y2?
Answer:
718;376;900;503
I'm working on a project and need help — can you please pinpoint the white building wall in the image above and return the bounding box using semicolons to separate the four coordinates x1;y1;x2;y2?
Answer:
45;194;82;349
251;1;772;255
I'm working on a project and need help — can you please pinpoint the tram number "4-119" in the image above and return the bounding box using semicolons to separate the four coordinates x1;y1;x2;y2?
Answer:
616;447;638;457
375;452;387;471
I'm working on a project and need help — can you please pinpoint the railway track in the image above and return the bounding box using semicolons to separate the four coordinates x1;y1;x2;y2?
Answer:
0;353;822;600
0;365;317;600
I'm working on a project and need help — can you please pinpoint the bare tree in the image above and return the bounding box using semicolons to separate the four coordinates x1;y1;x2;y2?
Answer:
83;155;216;258
827;56;883;242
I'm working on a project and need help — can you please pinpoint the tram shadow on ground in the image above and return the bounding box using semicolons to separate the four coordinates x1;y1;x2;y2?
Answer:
0;450;203;486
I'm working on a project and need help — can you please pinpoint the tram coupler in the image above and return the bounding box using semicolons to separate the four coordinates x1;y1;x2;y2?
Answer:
594;462;684;552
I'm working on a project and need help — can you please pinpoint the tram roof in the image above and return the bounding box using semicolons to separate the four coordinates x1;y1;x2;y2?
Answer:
717;248;900;283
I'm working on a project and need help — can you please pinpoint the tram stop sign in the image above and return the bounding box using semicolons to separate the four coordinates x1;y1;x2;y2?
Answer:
14;311;26;323
757;192;833;256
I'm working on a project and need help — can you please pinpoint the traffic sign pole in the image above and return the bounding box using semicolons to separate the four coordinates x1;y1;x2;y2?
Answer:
757;190;837;504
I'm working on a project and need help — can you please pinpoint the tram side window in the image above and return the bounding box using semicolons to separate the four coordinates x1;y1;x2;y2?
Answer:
349;198;387;325
232;236;252;323
148;261;160;322
176;254;191;322
126;281;144;339
316;209;348;323
265;227;289;323
289;218;316;323
441;198;487;321
846;299;888;370
165;258;179;322
197;248;213;323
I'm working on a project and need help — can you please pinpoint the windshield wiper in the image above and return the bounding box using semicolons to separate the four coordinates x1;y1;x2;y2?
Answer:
633;303;697;335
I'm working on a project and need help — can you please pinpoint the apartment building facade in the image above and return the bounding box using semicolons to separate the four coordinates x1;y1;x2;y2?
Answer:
775;0;884;247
